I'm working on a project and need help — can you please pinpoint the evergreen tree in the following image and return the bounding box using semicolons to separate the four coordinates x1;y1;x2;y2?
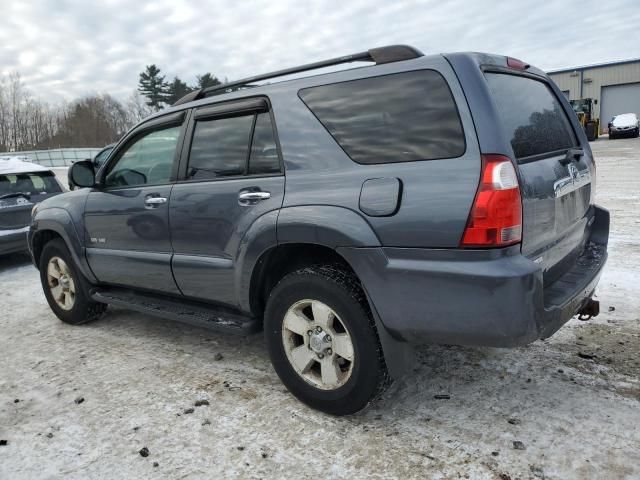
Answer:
196;73;221;89
166;77;193;105
138;65;168;110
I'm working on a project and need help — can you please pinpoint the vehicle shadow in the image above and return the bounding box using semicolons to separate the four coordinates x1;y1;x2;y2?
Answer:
0;252;33;274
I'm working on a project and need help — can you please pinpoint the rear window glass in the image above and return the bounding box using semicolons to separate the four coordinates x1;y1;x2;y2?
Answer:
298;70;466;164
0;171;61;196
485;73;577;160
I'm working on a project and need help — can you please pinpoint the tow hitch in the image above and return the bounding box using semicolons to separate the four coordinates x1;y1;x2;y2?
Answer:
577;299;600;321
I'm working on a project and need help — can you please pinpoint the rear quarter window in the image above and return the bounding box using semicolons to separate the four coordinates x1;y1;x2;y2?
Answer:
485;73;577;160
298;70;466;164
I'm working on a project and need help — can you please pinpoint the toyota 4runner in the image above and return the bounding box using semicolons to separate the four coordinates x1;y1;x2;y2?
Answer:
29;46;609;415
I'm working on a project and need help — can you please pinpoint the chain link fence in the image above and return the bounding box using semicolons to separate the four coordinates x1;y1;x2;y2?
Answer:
0;148;101;167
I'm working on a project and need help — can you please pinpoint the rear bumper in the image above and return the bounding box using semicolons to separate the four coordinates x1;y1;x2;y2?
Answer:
338;206;609;348
0;226;30;255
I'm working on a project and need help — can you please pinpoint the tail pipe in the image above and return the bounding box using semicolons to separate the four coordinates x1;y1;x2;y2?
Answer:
577;298;600;321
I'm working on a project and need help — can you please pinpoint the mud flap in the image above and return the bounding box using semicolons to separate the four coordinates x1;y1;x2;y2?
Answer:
365;291;415;379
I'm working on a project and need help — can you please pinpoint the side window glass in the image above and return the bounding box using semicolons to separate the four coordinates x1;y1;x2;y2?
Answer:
248;113;280;175
299;70;466;164
187;115;254;180
104;126;181;188
94;146;114;168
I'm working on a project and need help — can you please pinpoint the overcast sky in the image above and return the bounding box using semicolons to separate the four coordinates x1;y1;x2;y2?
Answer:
2;0;639;103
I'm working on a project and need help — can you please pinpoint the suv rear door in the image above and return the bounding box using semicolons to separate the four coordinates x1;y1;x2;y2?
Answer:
169;97;284;305
484;71;595;284
84;112;187;293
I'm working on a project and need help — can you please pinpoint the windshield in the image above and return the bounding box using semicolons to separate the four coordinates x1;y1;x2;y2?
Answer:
612;113;637;127
571;99;590;114
0;171;62;197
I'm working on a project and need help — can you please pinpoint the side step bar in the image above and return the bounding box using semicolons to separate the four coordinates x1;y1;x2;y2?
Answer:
90;287;260;335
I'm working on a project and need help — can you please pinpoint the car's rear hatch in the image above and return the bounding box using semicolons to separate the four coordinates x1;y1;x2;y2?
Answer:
0;199;33;226
0;170;63;232
484;70;595;286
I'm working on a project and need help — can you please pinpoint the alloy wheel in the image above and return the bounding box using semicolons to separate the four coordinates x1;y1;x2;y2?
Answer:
281;299;355;390
47;256;76;311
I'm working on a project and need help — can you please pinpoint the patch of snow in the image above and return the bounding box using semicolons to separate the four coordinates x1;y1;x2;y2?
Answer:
0;137;639;479
612;113;638;127
0;158;50;175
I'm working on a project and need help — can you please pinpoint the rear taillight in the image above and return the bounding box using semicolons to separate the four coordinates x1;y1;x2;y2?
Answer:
461;155;522;248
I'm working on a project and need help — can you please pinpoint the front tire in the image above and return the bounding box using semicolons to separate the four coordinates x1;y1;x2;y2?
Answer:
264;265;390;415
39;239;106;325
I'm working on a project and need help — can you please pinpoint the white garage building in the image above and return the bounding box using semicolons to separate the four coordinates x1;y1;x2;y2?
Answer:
548;58;640;133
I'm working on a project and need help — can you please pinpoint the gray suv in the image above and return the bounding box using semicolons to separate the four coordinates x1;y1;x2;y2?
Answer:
29;46;608;415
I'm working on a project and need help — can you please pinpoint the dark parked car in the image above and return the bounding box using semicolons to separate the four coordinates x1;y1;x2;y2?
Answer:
29;46;608;415
1;158;64;255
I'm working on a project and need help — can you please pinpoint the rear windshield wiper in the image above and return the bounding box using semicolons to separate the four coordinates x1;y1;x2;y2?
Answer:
0;192;32;200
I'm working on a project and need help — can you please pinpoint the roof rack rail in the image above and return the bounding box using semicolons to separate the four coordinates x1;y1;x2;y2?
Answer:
172;45;423;106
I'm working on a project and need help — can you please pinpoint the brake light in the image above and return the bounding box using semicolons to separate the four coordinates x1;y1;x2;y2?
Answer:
461;155;522;248
507;57;530;70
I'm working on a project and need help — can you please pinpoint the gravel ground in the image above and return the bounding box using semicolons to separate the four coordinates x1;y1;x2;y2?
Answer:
1;138;639;479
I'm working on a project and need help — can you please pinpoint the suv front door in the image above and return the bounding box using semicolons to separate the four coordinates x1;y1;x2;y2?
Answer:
84;112;187;293
169;97;285;306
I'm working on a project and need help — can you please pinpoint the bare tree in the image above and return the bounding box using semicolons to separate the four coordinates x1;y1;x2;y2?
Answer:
0;72;61;151
0;73;152;153
126;90;153;125
45;94;131;148
0;76;8;151
8;72;24;150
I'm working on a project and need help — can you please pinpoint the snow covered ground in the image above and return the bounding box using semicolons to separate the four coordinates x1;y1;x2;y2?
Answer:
1;138;639;479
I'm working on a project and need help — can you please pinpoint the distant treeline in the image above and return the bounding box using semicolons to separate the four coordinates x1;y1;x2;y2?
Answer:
0;65;224;152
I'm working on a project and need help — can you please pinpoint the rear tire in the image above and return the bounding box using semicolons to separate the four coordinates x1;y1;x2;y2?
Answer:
39;238;106;325
264;265;390;415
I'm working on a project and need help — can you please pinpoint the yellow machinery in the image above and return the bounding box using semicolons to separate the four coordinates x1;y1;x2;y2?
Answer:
570;98;600;141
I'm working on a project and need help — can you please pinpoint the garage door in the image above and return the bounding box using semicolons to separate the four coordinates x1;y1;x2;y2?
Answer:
601;82;640;132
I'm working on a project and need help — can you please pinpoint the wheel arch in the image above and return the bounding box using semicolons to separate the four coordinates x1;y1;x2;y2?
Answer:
31;208;97;283
233;205;414;379
248;243;354;317
239;205;381;314
31;229;63;267
250;242;413;380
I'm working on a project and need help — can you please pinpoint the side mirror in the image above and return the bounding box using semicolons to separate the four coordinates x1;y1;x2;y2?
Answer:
68;159;96;189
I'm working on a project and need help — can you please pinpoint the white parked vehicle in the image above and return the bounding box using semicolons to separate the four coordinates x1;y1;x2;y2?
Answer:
608;113;640;139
